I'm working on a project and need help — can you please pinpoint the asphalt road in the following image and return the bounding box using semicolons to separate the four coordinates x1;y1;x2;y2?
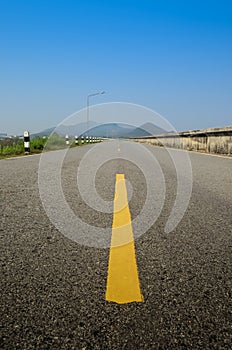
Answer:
0;142;231;349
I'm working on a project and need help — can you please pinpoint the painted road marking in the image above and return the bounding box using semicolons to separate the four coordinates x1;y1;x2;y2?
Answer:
4;153;42;160
106;174;143;304
149;145;232;160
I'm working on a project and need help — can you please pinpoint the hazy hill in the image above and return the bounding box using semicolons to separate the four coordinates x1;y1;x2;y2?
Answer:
31;121;99;138
82;123;135;138
138;122;166;135
84;122;167;138
31;127;55;137
31;122;167;138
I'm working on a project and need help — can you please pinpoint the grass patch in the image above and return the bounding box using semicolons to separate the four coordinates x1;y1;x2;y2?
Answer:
0;134;100;159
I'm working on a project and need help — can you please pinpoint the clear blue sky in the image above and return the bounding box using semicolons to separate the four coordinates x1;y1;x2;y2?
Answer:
0;0;231;135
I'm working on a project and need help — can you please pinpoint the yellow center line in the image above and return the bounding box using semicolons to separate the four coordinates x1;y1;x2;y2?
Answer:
105;174;144;304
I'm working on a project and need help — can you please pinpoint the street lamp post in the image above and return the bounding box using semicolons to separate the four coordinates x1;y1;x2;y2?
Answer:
87;91;105;138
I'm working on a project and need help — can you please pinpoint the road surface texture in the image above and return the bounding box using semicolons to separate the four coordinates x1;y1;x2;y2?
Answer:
0;142;231;349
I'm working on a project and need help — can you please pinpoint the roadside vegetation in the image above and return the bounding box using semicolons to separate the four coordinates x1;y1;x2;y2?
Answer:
0;133;93;159
0;137;46;158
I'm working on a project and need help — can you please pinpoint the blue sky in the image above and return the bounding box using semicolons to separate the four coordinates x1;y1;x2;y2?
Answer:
0;0;232;135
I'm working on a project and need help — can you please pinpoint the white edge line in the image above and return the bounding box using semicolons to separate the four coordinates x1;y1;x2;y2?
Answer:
2;153;42;161
144;144;232;160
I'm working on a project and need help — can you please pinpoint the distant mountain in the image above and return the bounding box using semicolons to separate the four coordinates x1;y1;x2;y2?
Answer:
82;123;135;138
139;123;166;135
126;127;151;138
31;121;99;138
31;121;167;139
83;122;167;138
127;123;166;138
31;127;55;138
57;121;99;136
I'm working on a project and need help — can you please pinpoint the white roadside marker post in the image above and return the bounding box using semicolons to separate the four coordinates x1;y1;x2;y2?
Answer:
75;135;78;145
24;130;30;154
66;135;69;146
81;136;84;144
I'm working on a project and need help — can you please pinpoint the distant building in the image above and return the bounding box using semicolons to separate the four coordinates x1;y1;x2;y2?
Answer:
0;133;7;139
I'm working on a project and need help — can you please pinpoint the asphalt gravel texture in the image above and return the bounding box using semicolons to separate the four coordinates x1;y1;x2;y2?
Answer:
0;142;231;350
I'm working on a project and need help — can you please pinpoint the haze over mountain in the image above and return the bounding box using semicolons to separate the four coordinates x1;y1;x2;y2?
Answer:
32;122;167;138
31;121;99;138
127;123;166;138
82;123;134;138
